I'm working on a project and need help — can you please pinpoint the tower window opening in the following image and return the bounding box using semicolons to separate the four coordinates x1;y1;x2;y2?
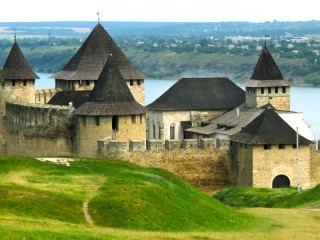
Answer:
12;80;15;86
268;87;271;94
23;80;27;86
95;116;100;126
86;80;90;86
137;80;141;86
112;116;119;131
275;87;278;93
264;144;271;150
261;87;264;94
79;80;83;86
282;86;286;93
130;80;133;86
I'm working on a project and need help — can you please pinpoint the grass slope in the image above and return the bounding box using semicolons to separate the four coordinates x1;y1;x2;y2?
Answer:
0;156;252;232
213;185;320;208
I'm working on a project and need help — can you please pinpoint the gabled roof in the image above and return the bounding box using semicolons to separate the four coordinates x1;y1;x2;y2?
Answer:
48;91;90;108
250;46;284;80
52;23;143;81
73;54;146;116
147;77;245;111
230;109;311;145
2;41;39;80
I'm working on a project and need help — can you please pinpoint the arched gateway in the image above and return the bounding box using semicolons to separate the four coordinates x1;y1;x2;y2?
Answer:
272;175;290;188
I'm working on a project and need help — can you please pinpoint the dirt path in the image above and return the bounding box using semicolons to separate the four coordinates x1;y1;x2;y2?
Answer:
83;201;94;225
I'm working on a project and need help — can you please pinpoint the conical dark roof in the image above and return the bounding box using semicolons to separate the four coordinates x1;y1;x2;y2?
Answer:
147;77;245;111
250;46;284;80
230;109;310;145
52;23;143;81
73;55;146;116
2;41;39;80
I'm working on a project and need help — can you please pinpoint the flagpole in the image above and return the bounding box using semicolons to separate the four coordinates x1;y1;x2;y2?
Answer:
296;127;301;193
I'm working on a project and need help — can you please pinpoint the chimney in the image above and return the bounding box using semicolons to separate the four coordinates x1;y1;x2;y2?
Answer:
236;108;240;117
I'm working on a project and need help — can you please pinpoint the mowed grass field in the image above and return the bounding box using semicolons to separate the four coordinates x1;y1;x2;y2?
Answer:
0;156;319;239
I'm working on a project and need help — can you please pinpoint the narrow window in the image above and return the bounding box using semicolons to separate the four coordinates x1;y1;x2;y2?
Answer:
264;144;271;150
83;116;86;126
261;87;264;94
158;126;161;139
253;88;256;94
170;126;175;140
275;87;278;93
268;87;271;94
131;115;136;124
282;86;286;93
153;125;156;139
137;80;141;86
79;80;83;86
23;80;27;86
95;116;100;126
139;114;143;124
12;80;15;86
112;116;118;131
278;144;285;149
86;80;90;86
292;144;297;149
130;80;133;86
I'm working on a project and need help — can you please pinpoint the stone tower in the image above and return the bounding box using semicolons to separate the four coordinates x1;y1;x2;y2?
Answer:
0;39;39;154
52;23;145;105
73;54;146;157
245;46;290;111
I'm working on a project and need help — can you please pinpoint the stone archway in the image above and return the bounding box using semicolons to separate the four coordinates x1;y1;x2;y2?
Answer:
272;175;290;188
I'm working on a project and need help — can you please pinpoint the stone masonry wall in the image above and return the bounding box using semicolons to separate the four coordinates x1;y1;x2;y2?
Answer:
311;149;320;187
252;144;311;189
98;139;230;193
6;102;74;156
35;88;61;104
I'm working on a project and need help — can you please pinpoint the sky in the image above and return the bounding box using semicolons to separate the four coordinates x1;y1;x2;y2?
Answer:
0;0;319;23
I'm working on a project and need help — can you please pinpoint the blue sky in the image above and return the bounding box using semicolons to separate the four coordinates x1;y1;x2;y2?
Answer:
1;0;319;22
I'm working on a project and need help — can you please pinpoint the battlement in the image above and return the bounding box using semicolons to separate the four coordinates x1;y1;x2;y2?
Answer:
98;138;228;156
35;88;61;104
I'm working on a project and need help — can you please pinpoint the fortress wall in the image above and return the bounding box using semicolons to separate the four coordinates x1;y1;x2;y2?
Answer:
98;139;230;193
311;149;320;187
6;102;74;156
0;116;7;155
35;88;61;104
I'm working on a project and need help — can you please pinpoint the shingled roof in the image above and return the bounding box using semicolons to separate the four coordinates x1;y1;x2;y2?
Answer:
250;46;284;80
73;54;146;116
230;108;310;145
2;41;39;80
147;77;245;111
48;91;90;108
52;23;143;81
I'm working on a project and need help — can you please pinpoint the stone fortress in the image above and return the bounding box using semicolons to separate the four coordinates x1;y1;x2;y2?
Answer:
1;23;319;192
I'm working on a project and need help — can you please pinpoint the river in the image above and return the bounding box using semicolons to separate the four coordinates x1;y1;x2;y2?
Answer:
35;73;320;139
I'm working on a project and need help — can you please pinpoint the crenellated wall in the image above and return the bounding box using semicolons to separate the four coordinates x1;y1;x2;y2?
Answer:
35;88;61;104
6;102;74;156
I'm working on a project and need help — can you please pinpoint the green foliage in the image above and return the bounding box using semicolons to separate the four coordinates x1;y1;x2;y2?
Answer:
213;185;320;208
0;156;253;232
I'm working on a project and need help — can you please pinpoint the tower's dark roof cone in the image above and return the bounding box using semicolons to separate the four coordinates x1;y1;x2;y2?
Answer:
2;41;39;80
52;23;143;80
73;54;146;116
250;46;284;80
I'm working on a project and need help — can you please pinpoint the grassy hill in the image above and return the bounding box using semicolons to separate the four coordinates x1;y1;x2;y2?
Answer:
0;156;253;238
1;156;319;239
213;185;320;208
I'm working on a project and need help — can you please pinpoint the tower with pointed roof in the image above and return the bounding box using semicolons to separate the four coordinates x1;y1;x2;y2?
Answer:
0;39;39;154
245;46;290;111
73;54;146;157
52;23;145;105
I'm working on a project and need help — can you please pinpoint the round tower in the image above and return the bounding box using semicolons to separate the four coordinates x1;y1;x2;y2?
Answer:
73;54;146;157
245;46;290;111
0;39;39;154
